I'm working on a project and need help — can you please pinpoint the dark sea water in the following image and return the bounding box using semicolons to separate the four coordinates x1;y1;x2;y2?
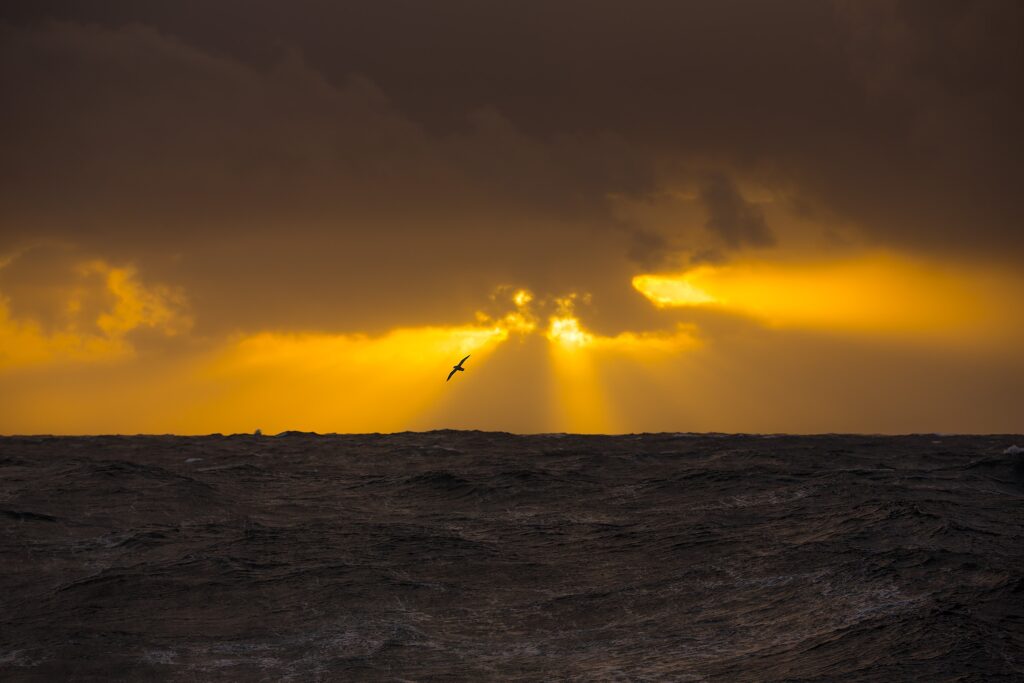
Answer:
2;432;1024;681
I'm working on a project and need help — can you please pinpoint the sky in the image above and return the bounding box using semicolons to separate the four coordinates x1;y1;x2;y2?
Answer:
1;1;1022;434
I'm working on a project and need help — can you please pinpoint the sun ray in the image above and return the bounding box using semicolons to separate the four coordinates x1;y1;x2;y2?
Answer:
547;341;615;433
191;324;509;434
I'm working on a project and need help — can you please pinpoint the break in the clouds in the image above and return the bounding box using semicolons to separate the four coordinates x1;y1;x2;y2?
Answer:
1;1;1022;433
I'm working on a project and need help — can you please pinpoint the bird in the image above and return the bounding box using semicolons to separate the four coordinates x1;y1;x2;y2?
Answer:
447;354;470;382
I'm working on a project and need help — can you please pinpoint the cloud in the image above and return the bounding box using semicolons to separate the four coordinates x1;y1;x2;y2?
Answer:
79;260;191;338
0;20;663;335
0;247;190;370
698;174;775;249
1;261;1021;434
632;251;1024;348
3;2;1022;272
0;4;1022;433
0;20;651;234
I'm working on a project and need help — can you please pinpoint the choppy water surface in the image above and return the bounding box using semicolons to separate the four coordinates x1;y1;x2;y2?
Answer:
2;432;1024;681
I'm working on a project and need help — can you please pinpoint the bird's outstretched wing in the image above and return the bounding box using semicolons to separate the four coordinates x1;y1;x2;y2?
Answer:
459;354;471;366
446;367;458;382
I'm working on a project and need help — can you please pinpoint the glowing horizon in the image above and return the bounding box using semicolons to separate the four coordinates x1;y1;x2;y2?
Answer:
2;244;1019;435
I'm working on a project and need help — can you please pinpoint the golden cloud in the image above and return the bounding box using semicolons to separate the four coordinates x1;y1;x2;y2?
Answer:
632;251;1020;344
0;258;191;370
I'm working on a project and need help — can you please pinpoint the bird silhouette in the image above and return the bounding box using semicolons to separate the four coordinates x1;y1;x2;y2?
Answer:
447;355;470;382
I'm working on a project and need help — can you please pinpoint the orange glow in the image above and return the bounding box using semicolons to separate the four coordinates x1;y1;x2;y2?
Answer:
633;275;718;307
81;261;191;337
512;288;533;307
542;297;611;431
3;250;1019;435
547;315;593;347
545;293;595;348
632;252;1008;339
4;270;646;432
0;299;127;368
548;340;613;433
183;324;510;434
543;292;700;432
0;260;190;370
476;286;538;335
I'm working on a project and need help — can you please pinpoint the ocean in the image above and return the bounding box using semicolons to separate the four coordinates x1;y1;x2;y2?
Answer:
2;432;1023;681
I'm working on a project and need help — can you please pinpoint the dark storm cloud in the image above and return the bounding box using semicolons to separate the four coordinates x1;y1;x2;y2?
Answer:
0;19;655;333
1;0;1022;336
699;174;774;249
817;0;1024;254
0;21;645;234
623;228;673;272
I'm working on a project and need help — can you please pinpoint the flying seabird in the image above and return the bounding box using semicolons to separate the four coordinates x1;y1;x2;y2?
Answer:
447;355;470;382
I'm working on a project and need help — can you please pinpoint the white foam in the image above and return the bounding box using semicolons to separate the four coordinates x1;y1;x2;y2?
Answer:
1003;445;1024;455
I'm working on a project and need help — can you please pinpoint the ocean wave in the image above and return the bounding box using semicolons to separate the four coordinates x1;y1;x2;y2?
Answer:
2;432;1022;680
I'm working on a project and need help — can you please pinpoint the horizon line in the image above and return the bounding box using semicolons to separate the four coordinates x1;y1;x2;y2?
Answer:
1;430;1022;438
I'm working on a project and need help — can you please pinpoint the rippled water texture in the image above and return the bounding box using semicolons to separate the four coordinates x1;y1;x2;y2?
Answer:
2;432;1024;680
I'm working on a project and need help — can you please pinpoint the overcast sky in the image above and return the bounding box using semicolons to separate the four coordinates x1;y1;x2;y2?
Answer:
2;1;1022;434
